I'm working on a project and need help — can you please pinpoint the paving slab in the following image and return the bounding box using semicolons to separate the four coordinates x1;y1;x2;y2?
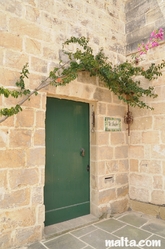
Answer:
117;213;148;227
44;233;86;249
94;218;126;233
25;242;46;249
71;225;97;237
112;224;152;241
142;222;165;238
80;229;117;249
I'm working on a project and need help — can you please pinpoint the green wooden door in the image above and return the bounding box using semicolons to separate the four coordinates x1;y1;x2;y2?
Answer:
44;97;90;226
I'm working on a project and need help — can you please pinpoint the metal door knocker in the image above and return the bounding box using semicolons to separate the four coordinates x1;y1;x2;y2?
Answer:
80;148;85;157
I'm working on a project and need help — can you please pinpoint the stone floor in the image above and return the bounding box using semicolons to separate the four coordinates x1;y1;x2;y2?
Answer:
20;211;165;249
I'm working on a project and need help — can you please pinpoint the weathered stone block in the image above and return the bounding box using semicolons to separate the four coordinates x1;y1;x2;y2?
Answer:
23;93;42;109
31;56;47;73
0;232;12;249
91;175;97;189
43;46;58;60
116;173;128;185
105;160;118;174
152;103;165;115
9;168;39;189
0;11;8;31
0;0;23;16
129;200;159;217
152;144;165;159
99;188;116;204
107;105;126;117
115;145;128;159
14;225;42;248
146;7;164;23
37;0;55;13
130;131;142;145
125;0;146;13
90;146;97;161
111;198;128;214
0;207;36;230
9;17;52;42
16;109;35;127
0;170;7;190
97;103;107;115
97;146;113;160
34;129;45;146
153;175;163;189
9;129;32;147
129;186;150;202
0;32;22;51
93;87;112;102
111;132;125;145
129;145;144;158
0;67;20;87
0;189;30;208
142;131;160;144
160;207;165;220
5;50;29;70
71;83;95;100
96;132;109;145
117;185;129;197
118;160;129;172
36;111;45;128
125;15;145;33
160;131;165;144
37;205;45;224
130;159;139;172
140;160;162;174
129;173;152;188
26;148;45;167
32;187;43;204
0;149;25;168
0;130;9;147
92;162;102;177
151;190;165;205
131;117;152;130
77;72;97;85
25;5;40;22
25;37;42;55
96;116;104;131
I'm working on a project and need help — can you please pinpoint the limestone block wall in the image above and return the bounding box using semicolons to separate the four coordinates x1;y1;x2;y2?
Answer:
125;0;165;217
0;1;128;248
126;0;165;53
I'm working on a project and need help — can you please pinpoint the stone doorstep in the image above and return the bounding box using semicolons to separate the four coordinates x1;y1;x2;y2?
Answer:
43;214;99;240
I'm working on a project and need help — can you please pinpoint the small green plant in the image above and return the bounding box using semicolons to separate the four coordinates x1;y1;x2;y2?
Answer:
0;33;165;123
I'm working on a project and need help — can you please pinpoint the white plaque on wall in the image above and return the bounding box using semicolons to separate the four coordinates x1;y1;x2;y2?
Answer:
105;117;121;131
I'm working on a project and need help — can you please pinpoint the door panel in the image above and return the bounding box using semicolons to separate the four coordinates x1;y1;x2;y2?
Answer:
44;98;90;226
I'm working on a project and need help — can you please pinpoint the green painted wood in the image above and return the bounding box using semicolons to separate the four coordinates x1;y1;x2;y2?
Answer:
44;98;90;226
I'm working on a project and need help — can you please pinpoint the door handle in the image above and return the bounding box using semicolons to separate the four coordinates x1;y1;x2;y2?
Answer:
87;165;90;172
80;148;85;157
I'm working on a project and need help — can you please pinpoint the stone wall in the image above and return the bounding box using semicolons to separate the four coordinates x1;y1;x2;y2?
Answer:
0;1;128;248
126;0;165;53
125;0;165;216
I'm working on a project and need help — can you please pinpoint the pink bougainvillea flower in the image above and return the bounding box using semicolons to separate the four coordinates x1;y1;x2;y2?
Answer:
135;28;164;63
151;41;159;47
